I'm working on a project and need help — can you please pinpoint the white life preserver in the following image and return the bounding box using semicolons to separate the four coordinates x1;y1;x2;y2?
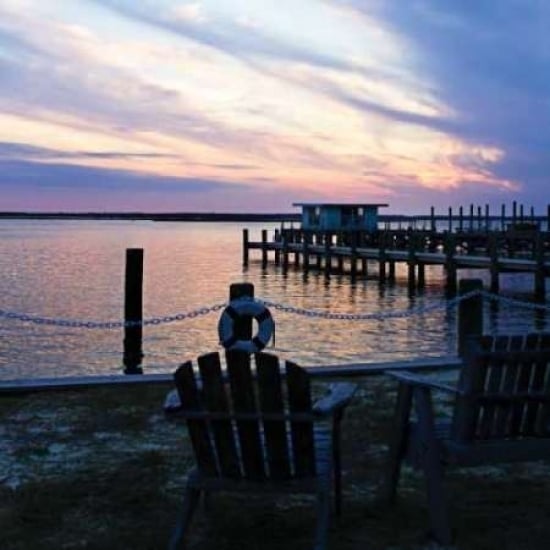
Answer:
218;298;274;353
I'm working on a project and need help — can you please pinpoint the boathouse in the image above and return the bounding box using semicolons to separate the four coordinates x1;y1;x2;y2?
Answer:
293;202;388;232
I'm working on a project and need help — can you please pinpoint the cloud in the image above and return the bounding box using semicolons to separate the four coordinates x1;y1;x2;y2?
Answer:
0;141;178;160
0;157;244;193
91;0;366;74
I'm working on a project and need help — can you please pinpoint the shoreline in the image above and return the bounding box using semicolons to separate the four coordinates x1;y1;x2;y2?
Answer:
0;211;301;222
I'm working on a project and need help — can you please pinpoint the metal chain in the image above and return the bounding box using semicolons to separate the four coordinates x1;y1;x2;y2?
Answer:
480;290;550;312
0;303;227;329
3;288;546;329
259;289;481;321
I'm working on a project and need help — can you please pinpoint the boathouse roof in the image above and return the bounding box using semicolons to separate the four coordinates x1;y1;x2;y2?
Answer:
293;202;389;208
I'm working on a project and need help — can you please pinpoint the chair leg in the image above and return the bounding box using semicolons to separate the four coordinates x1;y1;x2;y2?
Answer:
314;483;331;550
332;412;342;517
414;387;452;545
168;485;201;550
383;383;412;503
423;457;452;545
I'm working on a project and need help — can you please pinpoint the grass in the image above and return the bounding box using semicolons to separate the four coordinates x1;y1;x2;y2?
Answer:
1;377;550;549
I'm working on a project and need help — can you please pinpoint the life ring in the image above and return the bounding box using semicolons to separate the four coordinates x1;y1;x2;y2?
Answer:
218;298;274;353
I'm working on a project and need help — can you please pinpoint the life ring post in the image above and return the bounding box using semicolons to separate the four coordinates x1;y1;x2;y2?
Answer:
229;282;254;342
219;283;274;353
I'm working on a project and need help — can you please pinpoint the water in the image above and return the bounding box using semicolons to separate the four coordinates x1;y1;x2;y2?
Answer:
0;219;547;380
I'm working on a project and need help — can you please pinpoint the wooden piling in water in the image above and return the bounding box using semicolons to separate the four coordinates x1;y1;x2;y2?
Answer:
535;233;546;302
444;233;457;294
242;229;249;267
274;229;280;265
123;248;144;374
489;233;499;293
324;231;331;278
261;229;268;268
458;278;483;357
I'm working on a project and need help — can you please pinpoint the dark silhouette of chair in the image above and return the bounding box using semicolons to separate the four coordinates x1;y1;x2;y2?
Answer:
383;333;550;544
168;350;357;550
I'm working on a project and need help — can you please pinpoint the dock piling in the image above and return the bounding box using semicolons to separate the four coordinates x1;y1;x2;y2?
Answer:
123;248;144;374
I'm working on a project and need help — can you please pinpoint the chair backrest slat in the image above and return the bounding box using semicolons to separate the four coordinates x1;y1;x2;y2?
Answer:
226;350;266;480
198;352;241;478
175;352;319;481
492;335;524;437
286;361;316;477
477;335;506;438
509;333;539;436
525;333;550;435
174;361;218;476
453;333;550;442
257;352;291;480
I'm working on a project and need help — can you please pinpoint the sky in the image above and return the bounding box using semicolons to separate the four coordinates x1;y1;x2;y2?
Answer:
0;0;549;214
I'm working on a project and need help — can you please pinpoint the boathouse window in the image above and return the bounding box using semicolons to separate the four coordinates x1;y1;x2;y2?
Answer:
341;207;353;227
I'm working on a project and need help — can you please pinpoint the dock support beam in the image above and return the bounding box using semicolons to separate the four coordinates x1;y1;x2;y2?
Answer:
261;229;268;268
242;229;249;267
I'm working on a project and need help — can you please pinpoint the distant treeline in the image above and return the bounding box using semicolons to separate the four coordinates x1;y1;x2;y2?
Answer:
0;212;301;222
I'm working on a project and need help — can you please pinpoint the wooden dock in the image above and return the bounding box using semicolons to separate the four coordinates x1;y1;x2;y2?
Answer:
243;207;550;301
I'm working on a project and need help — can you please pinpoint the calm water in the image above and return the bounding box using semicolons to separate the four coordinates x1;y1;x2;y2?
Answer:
0;220;547;380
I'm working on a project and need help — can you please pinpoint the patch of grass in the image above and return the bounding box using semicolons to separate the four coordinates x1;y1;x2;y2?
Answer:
2;378;550;549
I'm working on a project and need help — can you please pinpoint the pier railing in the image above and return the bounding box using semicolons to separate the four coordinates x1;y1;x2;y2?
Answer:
243;220;550;300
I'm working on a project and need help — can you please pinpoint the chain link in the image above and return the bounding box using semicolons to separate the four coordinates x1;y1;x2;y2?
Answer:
0;303;227;330
2;289;545;329
259;289;481;321
480;290;550;312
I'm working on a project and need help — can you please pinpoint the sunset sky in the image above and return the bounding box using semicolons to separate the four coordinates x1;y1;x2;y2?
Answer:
1;0;549;213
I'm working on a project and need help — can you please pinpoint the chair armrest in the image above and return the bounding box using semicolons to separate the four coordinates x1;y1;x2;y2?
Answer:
313;382;358;416
387;370;462;395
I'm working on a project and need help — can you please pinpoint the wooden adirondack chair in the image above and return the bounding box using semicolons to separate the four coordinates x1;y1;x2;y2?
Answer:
384;332;550;544
168;350;357;550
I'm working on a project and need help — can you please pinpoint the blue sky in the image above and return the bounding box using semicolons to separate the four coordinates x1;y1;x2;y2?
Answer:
0;0;548;213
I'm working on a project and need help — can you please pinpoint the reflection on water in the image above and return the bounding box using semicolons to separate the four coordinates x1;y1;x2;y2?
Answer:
0;220;547;379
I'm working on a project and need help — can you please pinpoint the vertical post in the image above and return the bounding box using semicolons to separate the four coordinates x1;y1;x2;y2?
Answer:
274;229;280;266
282;234;289;272
242;229;249;267
477;205;482;231
378;232;387;283
485;204;490;231
458;279;483;357
547;204;550;232
459;206;464;232
261;229;268;268
469;204;474;231
407;234;417;291
294;230;301;267
489;233;499;294
448;207;453;232
501;204;506;231
123;248;143;374
444;233;457;295
350;231;357;280
229;283;254;342
430;206;436;232
324;231;332;278
534;234;546;302
520;204;524;222
513;201;517;225
302;232;310;273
